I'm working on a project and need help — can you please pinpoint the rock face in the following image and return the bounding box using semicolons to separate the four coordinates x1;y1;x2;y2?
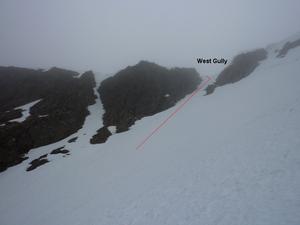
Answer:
0;109;23;124
206;49;267;95
277;38;300;58
1;63;201;167
0;67;96;172
26;154;49;172
90;127;112;144
93;61;201;140
50;147;69;155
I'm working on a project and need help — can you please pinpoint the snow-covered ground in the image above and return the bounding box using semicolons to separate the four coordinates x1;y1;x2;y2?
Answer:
8;99;41;123
0;35;300;225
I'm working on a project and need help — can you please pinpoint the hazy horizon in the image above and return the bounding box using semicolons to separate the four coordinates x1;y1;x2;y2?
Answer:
1;0;300;76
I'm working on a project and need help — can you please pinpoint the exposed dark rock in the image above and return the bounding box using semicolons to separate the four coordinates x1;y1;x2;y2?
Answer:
46;67;79;77
26;158;49;171
0;109;23;124
68;137;78;143
90;126;112;144
50;146;64;153
0;67;78;112
38;154;48;159
97;61;201;135
205;84;217;96
0;153;28;172
50;147;69;155
277;38;300;58
216;49;267;86
0;123;34;172
206;49;267;95
0;67;96;172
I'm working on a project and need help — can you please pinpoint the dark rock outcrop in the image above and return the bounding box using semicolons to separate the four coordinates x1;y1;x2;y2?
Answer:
26;154;49;171
94;61;201;139
50;147;69;155
206;49;267;95
0;67;96;172
68;137;78;143
0;109;23;124
0;67;79;112
277;38;300;58
90;127;112;144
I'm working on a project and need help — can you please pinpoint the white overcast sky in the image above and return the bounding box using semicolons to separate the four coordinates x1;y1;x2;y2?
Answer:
0;0;299;76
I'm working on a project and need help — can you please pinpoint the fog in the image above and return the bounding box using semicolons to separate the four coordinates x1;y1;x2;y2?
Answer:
0;0;299;76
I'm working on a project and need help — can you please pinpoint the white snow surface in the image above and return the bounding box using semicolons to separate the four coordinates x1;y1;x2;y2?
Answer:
38;114;49;118
1;36;300;225
9;99;41;123
107;126;117;134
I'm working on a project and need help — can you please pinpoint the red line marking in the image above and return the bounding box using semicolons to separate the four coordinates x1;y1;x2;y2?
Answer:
136;76;212;150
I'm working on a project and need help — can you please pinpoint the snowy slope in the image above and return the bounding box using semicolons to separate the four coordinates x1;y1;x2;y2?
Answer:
1;35;300;225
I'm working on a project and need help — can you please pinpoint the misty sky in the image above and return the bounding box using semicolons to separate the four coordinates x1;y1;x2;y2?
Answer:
0;0;299;76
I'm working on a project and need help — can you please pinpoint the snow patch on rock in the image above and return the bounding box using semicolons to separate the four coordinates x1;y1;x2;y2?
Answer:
9;99;41;123
107;126;117;134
